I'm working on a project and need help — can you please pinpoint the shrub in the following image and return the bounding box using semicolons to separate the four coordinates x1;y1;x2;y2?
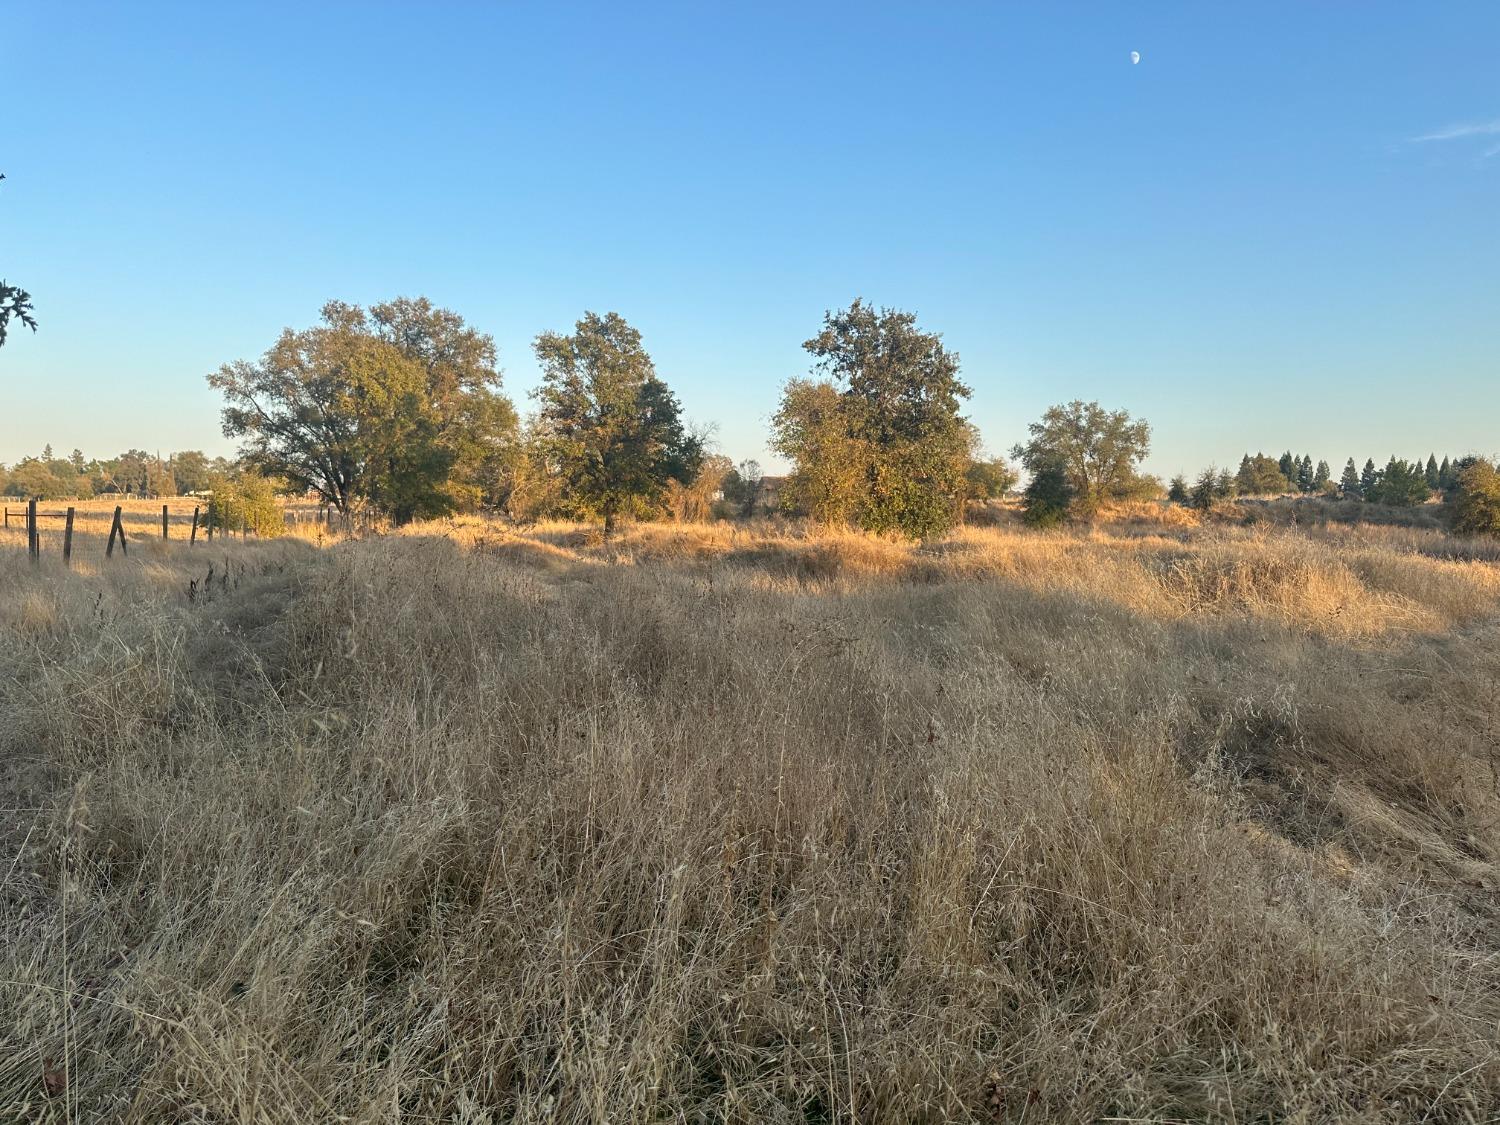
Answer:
207;474;283;536
1020;462;1074;527
1450;459;1500;538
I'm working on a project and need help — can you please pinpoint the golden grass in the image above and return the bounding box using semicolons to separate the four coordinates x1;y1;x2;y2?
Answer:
3;513;1500;1120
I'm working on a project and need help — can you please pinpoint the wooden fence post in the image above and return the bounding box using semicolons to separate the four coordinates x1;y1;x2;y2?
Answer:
162;504;169;539
63;507;75;567
27;498;38;564
107;505;127;558
190;506;200;545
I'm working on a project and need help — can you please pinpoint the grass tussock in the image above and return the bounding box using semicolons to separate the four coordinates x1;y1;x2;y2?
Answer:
3;513;1500;1121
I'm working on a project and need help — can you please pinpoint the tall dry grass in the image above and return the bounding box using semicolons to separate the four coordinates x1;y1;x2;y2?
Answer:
3;514;1500;1121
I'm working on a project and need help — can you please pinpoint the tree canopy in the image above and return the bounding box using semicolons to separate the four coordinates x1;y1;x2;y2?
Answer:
774;300;973;538
1450;459;1500;537
209;299;517;521
1014;401;1151;518
532;311;702;534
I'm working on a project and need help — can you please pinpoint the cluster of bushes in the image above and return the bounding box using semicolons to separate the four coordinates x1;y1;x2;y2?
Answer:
205;474;284;537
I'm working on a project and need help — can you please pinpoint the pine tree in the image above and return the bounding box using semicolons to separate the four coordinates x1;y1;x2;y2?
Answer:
1021;461;1074;527
1360;458;1379;499
1426;454;1441;490
1339;458;1362;500
1439;456;1454;490
1278;451;1296;481
1313;459;1331;492
1296;456;1314;494
1167;474;1190;504
1188;467;1221;511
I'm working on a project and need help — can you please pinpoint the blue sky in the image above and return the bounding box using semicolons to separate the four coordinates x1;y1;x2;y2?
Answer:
2;3;1496;477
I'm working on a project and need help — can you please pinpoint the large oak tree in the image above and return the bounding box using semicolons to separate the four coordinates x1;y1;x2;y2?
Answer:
208;299;517;522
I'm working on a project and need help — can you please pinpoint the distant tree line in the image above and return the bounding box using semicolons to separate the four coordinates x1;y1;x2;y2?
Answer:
0;446;237;501
1169;450;1476;513
1163;448;1500;537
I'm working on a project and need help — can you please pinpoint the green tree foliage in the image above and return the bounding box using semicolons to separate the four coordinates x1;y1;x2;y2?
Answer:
772;378;868;524
1013;400;1151;519
965;456;1018;502
1294;455;1314;493
1278;451;1296;482
1188;466;1236;511
1425;454;1441;491
0;174;36;348
1339;458;1362;500
366;297;520;512
1;449;92;499
1313;460;1332;492
1020;461;1074;527
1360;458;1379;497
4;459;74;500
210;299;516;523
1438;456;1454;491
207;473;283;536
170;450;233;494
1235;453;1290;495
787;300;973;538
1167;474;1190;504
1449;459;1500;537
532;311;702;535
1366;457;1430;507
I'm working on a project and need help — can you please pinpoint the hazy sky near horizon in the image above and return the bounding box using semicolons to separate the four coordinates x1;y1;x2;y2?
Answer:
2;3;1497;477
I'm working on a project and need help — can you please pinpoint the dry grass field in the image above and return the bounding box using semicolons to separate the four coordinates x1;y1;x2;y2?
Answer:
3;510;1500;1121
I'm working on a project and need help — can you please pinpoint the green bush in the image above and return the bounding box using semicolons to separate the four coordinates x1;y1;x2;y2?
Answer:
1021;463;1074;527
207;474;283;537
1450;459;1500;538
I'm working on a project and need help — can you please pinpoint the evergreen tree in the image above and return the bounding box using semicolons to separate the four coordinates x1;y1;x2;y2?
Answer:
1425;454;1441;490
1188;468;1219;511
1439;456;1454;490
1313;459;1332;492
1360;458;1379;498
1278;451;1296;481
1296;455;1315;493
1235;452;1289;495
1020;461;1074;527
1167;473;1190;504
1369;457;1429;507
1339;458;1362;501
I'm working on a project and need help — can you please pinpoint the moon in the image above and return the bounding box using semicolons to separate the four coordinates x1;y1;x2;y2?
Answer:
1130;50;1141;65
